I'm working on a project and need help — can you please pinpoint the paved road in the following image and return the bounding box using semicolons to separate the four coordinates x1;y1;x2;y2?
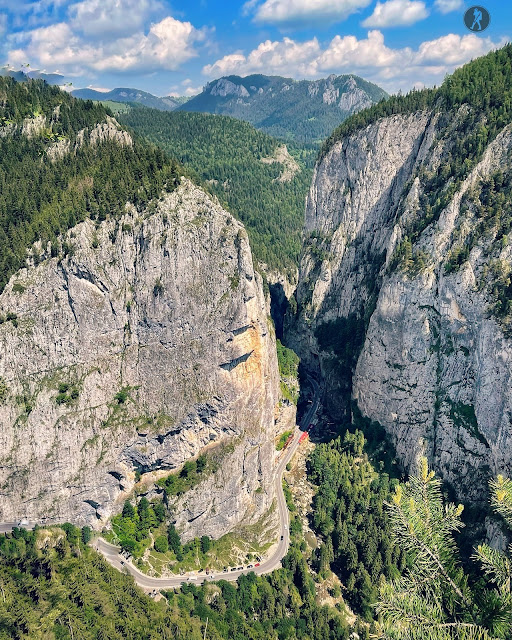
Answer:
0;377;322;591
0;521;37;534
95;376;322;590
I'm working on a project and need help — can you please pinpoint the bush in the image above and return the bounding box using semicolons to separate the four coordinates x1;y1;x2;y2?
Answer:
200;535;211;554
122;501;135;519
115;388;129;404
81;526;92;545
154;535;168;553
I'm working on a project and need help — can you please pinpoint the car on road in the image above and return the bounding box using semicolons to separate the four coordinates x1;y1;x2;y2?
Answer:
280;535;284;541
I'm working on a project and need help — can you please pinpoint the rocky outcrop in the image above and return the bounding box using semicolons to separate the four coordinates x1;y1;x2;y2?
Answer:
261;145;300;183
291;106;512;504
89;116;133;147
0;179;280;538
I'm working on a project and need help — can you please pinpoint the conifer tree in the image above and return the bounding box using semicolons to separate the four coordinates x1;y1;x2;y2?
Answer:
376;459;512;639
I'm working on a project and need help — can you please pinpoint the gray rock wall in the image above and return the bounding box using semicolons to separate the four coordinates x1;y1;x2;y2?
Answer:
292;109;512;504
0;179;280;539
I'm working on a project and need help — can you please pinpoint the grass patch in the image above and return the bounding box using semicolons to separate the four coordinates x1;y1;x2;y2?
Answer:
276;430;293;451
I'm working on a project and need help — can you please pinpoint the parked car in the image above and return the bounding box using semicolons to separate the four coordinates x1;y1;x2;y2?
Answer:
254;563;260;567
247;564;253;569
223;567;228;573
231;567;237;572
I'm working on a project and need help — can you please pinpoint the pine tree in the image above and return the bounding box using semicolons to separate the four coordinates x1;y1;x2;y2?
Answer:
376;459;512;639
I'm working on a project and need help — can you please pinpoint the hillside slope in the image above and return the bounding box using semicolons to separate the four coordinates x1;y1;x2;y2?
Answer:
290;45;512;506
179;74;388;144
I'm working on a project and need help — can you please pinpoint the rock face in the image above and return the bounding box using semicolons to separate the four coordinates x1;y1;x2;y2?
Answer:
0;179;280;539
291;107;512;504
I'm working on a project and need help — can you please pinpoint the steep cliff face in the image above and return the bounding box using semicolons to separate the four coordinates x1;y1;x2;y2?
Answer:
292;49;512;503
0;179;280;538
292;111;437;419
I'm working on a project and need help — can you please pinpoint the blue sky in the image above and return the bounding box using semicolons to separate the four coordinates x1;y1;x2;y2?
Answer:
0;0;510;96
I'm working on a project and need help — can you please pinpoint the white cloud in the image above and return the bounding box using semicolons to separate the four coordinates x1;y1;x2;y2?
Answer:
203;36;321;78
251;0;372;26
7;16;209;73
361;0;428;27
434;0;463;14
203;30;505;93
68;0;162;38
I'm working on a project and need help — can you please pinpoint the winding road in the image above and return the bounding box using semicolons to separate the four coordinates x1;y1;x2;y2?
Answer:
1;377;321;591
95;376;322;590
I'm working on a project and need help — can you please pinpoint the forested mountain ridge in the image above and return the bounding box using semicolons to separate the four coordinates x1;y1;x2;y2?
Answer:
0;76;182;291
290;44;512;511
119;107;313;278
178;73;388;144
71;86;186;111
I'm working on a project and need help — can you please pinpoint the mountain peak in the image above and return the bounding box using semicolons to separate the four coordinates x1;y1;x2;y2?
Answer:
179;73;387;144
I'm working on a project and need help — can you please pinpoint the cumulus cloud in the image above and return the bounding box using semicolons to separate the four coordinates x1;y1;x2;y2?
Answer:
7;16;208;73
203;37;321;78
250;0;372;26
68;0;162;38
361;0;428;27
434;0;463;14
203;30;505;93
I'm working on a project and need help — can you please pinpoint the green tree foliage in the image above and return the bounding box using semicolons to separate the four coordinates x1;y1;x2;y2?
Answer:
0;77;181;291
167;523;182;555
122;500;135;518
157;454;210;496
0;525;351;639
307;430;405;619
119;107;314;277
276;339;300;377
154;535;169;553
200;535;211;554
376;460;512;639
113;498;162;557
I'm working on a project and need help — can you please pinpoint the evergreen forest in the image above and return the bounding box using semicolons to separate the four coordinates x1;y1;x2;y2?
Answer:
0;77;181;291
119;107;314;277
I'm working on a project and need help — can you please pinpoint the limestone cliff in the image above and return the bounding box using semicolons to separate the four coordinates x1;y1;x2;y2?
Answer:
0;179;280;539
291;70;512;503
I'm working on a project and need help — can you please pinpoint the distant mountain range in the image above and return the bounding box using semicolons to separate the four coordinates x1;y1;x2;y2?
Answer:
71;87;188;111
1;67;388;145
178;74;388;144
0;68;65;84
